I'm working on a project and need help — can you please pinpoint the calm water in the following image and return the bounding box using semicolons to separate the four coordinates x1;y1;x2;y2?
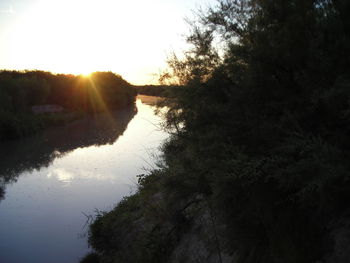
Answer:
0;96;168;263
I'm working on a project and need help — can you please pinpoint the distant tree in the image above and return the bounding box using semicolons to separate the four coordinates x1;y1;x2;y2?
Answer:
0;70;136;140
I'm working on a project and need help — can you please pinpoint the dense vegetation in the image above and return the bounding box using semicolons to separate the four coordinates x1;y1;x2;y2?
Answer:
84;0;350;262
0;70;136;140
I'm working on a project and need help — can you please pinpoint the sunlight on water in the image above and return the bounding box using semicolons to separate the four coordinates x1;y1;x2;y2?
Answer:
0;96;168;263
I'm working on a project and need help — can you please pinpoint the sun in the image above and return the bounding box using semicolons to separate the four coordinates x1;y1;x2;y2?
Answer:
80;71;93;78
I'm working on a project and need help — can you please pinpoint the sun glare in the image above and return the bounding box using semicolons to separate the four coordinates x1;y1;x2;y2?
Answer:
78;70;93;78
81;72;92;78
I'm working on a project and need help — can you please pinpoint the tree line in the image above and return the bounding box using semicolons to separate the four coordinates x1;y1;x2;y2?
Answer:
134;85;179;97
0;70;136;140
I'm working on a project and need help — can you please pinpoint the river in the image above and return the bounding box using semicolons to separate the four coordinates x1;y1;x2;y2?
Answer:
0;95;168;263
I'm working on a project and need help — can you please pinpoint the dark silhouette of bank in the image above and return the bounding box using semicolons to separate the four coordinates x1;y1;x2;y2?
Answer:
134;85;179;97
0;71;136;140
83;1;350;263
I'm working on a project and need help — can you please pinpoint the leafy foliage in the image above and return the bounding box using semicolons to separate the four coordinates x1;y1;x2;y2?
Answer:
157;0;350;262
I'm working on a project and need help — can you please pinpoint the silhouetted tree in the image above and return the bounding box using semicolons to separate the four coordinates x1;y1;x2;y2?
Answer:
0;70;136;140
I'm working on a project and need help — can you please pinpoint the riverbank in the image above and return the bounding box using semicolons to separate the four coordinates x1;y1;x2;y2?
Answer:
0;70;136;141
134;85;180;98
80;172;234;263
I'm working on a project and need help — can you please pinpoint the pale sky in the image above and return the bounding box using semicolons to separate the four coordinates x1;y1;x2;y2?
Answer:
0;0;215;84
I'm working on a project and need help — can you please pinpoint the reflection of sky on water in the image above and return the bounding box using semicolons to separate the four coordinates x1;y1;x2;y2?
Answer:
0;96;168;263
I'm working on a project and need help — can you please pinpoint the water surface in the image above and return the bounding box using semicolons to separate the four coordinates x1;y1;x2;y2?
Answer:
0;95;167;263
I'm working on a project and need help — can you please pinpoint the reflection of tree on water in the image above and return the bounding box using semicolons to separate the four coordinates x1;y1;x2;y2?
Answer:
0;179;5;201
0;105;137;200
